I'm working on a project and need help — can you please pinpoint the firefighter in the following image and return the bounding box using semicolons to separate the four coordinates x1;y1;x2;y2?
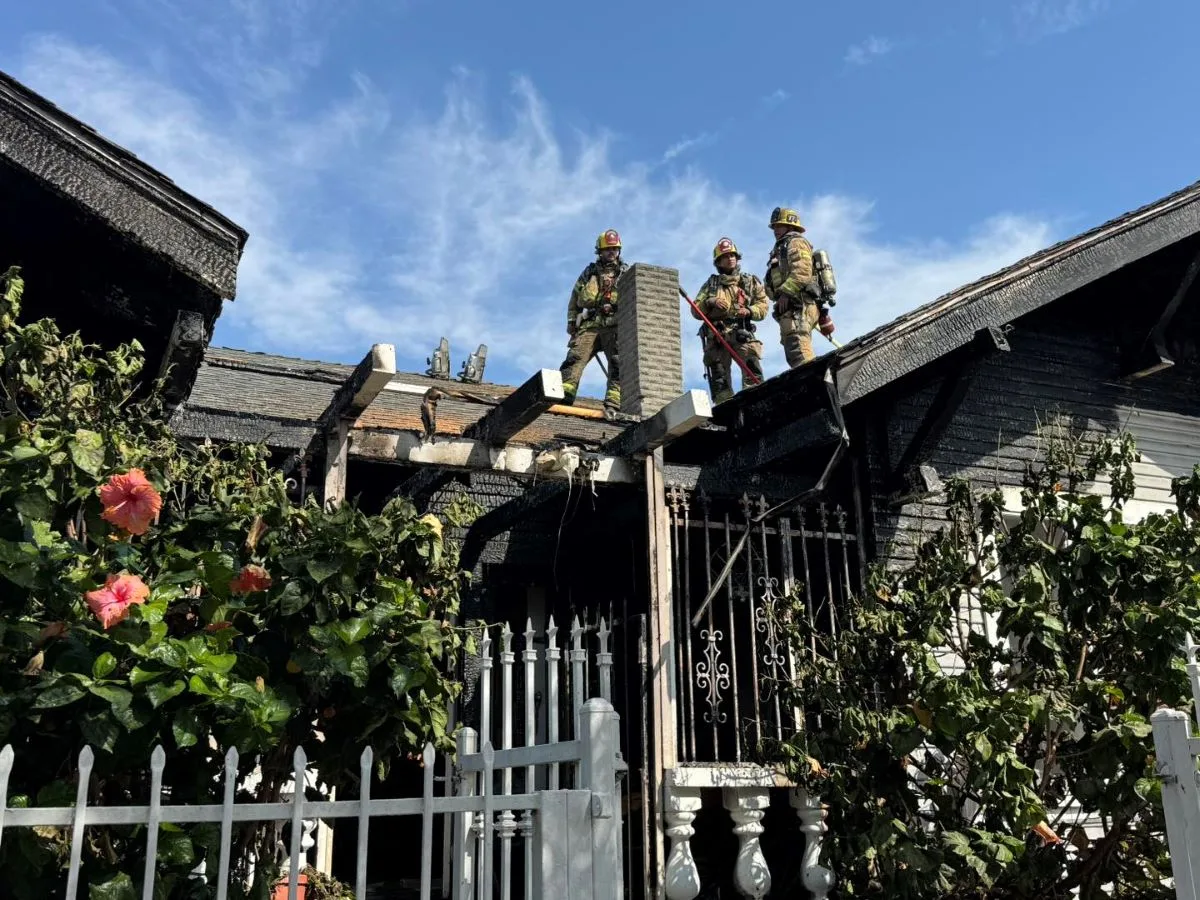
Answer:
764;207;835;367
559;229;628;419
691;237;767;404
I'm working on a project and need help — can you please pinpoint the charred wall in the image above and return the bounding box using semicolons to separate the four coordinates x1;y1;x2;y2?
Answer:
0;159;224;401
863;253;1200;567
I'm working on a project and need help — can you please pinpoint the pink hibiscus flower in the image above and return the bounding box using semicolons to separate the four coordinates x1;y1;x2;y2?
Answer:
85;574;150;629
99;469;162;536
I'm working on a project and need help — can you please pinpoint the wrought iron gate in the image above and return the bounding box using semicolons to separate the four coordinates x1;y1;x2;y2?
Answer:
667;489;864;763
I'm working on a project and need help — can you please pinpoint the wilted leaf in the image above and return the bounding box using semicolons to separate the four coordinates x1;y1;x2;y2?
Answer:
69;428;105;476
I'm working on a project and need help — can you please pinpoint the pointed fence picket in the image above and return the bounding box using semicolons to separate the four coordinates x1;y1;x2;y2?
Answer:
0;697;622;900
1153;634;1200;900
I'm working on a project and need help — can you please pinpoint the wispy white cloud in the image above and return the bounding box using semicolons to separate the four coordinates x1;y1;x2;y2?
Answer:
661;132;714;163
15;33;1055;398
1013;0;1109;39
760;89;789;109
845;36;892;66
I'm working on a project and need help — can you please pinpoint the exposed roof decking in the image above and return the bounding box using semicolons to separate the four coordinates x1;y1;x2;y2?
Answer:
173;347;624;450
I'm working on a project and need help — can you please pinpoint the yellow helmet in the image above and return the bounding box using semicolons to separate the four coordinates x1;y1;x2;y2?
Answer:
712;236;741;263
595;229;622;252
769;207;805;232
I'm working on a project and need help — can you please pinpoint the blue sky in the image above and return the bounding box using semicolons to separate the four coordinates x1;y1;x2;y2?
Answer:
3;0;1197;394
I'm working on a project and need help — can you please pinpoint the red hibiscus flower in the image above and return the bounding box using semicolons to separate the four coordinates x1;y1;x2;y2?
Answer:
230;564;272;595
85;574;150;630
99;469;162;536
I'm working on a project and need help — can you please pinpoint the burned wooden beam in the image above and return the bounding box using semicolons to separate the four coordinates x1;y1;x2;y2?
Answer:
156;310;208;406
1123;242;1200;379
705;408;844;475
885;325;1009;503
462;369;564;445
603;390;711;457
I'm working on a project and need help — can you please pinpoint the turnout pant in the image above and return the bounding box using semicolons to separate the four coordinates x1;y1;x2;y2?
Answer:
777;299;821;368
703;329;763;405
559;326;620;410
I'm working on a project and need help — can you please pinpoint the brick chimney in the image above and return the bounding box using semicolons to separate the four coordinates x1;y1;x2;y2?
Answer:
616;263;684;419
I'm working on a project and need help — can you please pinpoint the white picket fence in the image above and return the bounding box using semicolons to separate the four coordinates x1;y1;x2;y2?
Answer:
0;695;623;900
1152;634;1200;900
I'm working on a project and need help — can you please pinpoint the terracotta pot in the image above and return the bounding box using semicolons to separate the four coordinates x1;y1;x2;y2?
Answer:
272;873;308;900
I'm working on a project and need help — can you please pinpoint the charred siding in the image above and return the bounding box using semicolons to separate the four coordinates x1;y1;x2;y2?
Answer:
866;310;1200;566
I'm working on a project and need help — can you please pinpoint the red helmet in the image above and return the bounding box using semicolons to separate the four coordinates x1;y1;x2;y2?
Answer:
595;229;622;252
712;237;742;263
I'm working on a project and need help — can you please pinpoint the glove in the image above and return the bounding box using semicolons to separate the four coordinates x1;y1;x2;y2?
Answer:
818;313;835;337
567;323;577;337
601;303;614;317
773;296;790;318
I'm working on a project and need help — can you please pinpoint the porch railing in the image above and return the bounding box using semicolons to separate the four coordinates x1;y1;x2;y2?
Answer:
667;490;863;763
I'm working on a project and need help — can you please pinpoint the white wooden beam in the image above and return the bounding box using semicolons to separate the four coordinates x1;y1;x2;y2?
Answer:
315;343;395;507
604;389;711;456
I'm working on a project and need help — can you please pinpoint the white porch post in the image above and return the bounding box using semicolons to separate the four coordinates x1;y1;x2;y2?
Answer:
723;789;771;899
663;785;701;900
790;788;835;900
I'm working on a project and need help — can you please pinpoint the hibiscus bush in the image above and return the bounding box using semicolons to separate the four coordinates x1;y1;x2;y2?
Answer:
776;424;1200;899
0;266;474;898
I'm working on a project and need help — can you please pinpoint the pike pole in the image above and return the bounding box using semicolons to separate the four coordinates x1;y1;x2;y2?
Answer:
678;287;762;386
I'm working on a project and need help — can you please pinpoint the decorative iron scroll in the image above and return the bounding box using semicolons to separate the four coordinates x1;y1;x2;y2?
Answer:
695;628;730;723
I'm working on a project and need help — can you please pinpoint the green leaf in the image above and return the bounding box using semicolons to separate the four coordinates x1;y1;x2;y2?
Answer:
1135;776;1163;804
430;701;449;739
196;652;236;675
278;580;309;615
157;829;195;866
30;520;57;548
69;428;105;476
896;842;936;873
975;733;993;762
92;652;117;680
306;558;339;583
32;679;87;709
389;664;421;696
147;680;186;709
186;674;222;698
328;643;370;687
173;709;202;748
943;831;971;856
113;702;153;732
149;640;190;669
332;617;371;645
79;712;120;753
129;665;165;686
5;444;42;463
89;683;133;713
89;872;137;900
966;853;990;881
14;489;53;522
